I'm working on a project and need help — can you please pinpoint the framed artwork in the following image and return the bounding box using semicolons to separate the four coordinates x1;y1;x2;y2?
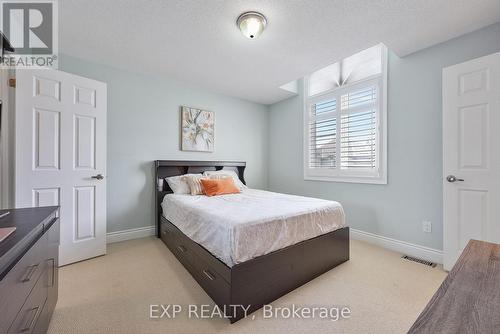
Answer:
181;106;215;152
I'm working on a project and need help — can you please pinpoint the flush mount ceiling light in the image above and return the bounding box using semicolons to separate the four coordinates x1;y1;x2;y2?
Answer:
237;11;267;39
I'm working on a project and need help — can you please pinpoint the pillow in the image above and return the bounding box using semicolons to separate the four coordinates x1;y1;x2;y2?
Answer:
165;175;190;194
181;174;207;195
203;170;247;190
201;178;240;197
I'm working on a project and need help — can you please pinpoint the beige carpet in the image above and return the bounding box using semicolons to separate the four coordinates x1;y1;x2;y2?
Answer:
47;237;446;334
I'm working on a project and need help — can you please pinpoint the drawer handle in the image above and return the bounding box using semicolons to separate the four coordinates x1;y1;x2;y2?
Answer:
48;258;56;287
177;245;187;253
21;306;39;332
21;264;39;283
202;269;215;281
162;229;169;235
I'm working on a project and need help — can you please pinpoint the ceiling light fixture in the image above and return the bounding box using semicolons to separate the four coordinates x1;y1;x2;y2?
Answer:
237;11;267;39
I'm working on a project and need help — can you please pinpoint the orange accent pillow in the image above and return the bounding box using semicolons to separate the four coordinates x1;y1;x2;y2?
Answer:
201;177;240;197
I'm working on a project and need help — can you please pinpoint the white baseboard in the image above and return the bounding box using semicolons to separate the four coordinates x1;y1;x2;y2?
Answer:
350;228;443;264
107;226;156;244
105;225;443;263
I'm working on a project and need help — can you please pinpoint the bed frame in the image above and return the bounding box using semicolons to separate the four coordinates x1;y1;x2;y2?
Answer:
155;160;349;323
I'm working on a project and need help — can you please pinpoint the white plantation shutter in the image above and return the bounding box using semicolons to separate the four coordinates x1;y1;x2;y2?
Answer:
309;98;337;168
305;77;386;183
340;86;377;169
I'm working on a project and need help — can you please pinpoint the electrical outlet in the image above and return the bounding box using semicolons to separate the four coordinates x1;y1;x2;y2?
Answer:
422;221;432;233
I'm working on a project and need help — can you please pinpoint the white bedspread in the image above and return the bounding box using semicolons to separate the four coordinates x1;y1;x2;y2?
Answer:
161;189;345;267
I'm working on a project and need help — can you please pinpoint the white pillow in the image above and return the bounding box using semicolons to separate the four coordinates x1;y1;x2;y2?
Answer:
203;170;247;190
165;175;191;194
181;174;207;195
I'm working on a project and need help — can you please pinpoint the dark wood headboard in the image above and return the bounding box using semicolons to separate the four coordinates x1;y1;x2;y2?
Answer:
154;160;246;237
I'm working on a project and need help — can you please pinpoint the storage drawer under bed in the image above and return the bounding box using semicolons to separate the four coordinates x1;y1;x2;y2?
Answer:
160;219;231;309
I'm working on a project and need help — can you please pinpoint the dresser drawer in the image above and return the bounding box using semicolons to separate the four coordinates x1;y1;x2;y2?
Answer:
7;269;48;334
0;231;48;333
45;219;59;327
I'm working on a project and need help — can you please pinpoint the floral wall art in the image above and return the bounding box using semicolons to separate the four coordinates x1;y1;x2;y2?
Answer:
181;106;215;152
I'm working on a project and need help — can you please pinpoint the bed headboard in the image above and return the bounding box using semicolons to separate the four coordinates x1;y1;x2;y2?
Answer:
154;160;246;237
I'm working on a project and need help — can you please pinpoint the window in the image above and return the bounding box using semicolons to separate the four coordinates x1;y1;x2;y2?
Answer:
304;44;387;184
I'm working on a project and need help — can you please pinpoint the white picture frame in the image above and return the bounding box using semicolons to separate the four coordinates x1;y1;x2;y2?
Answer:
181;106;215;152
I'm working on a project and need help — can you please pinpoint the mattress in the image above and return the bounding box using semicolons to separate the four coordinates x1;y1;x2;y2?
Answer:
161;189;345;267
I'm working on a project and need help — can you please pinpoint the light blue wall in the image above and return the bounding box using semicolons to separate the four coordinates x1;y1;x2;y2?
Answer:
268;23;500;250
60;22;500;244
60;55;269;233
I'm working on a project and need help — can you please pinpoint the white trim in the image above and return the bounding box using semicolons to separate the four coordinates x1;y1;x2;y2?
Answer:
350;228;444;264
106;225;444;264
0;68;14;209
304;175;387;184
106;226;156;244
379;44;388;185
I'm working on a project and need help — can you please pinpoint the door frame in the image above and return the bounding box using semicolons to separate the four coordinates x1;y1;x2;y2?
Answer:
0;68;14;209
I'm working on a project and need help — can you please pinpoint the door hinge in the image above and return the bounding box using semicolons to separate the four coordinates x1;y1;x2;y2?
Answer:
8;78;15;88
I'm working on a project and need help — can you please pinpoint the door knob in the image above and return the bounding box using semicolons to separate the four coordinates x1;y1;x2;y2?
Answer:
446;175;464;183
91;174;104;180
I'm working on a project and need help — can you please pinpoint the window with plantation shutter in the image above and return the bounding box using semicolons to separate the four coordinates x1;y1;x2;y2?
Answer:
340;86;377;169
309;99;337;169
304;44;387;184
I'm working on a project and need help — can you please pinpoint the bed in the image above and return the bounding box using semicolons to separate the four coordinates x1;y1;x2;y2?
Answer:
155;160;349;323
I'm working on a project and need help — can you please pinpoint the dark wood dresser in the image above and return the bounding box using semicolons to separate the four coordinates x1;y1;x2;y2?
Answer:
0;207;59;334
408;239;500;333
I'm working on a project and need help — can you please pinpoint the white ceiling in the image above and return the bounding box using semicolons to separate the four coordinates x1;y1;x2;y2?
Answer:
60;0;500;105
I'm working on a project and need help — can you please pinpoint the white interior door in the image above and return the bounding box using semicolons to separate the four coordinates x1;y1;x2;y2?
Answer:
15;69;107;266
443;52;500;270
